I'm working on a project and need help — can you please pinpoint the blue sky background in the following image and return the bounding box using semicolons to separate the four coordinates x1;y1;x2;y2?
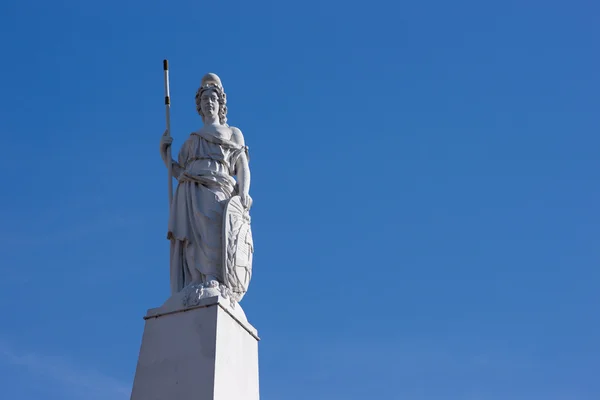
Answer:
1;0;599;398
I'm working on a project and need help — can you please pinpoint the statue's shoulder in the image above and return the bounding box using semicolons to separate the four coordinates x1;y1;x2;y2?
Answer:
229;126;245;146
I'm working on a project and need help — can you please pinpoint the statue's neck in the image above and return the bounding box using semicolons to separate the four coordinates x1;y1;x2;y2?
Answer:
203;116;220;126
196;124;231;142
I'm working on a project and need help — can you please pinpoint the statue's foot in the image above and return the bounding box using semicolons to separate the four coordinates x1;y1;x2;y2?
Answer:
205;280;219;288
180;274;235;309
204;275;220;288
183;278;218;291
184;279;203;290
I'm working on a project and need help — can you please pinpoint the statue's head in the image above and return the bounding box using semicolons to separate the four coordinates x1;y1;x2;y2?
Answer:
195;73;227;125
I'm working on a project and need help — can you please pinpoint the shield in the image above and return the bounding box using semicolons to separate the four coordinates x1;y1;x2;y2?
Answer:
222;196;254;302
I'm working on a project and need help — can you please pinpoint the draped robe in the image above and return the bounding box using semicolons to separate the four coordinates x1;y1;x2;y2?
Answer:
167;129;247;294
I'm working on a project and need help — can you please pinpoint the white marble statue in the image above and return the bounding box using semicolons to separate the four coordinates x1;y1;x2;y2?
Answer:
159;73;253;305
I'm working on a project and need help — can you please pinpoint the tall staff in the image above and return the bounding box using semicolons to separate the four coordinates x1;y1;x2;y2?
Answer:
163;59;173;206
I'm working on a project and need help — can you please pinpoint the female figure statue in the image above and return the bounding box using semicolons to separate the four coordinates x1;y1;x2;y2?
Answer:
159;73;252;302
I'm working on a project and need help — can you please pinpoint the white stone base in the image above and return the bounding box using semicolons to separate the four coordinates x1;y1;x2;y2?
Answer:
130;295;259;400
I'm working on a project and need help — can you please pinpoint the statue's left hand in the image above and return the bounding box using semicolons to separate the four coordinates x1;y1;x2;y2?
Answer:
240;193;253;210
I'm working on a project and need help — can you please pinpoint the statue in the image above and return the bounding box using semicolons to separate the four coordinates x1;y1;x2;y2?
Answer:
159;73;254;306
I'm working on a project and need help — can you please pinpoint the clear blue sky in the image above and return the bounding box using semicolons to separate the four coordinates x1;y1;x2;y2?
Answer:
1;0;599;399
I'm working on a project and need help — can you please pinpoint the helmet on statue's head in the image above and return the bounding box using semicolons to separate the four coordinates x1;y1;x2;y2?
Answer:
195;72;227;124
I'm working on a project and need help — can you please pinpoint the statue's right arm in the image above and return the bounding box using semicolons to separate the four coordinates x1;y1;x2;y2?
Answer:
160;132;183;179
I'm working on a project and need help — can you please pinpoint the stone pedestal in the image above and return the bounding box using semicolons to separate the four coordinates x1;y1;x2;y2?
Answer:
130;295;260;400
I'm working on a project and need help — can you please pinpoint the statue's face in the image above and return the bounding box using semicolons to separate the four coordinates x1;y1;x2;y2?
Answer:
200;89;220;120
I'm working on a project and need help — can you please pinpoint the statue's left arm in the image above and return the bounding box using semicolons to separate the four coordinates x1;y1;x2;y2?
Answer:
231;127;251;209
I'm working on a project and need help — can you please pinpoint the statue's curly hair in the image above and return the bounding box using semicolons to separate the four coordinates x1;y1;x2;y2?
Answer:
195;85;228;125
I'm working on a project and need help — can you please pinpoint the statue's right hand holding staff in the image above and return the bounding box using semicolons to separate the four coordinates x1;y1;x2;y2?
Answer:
160;130;183;181
160;130;173;166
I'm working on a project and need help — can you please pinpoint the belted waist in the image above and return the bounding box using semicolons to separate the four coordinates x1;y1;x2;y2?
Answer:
186;157;229;171
178;170;237;194
186;156;226;164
